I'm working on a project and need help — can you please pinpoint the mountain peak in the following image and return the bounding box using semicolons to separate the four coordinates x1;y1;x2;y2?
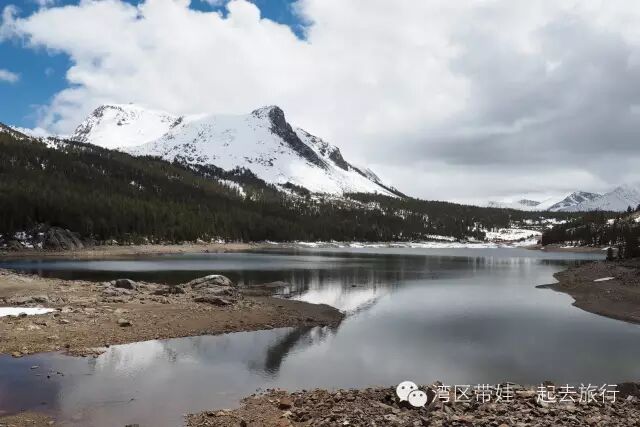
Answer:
547;191;601;212
71;104;399;197
250;105;284;119
72;104;181;149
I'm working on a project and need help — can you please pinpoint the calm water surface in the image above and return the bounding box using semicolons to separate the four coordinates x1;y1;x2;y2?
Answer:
2;247;639;427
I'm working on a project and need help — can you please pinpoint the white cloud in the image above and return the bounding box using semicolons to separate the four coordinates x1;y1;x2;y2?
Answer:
3;0;640;202
0;68;19;83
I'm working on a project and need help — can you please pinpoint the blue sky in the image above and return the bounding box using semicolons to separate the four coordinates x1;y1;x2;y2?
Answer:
3;0;640;201
0;0;304;128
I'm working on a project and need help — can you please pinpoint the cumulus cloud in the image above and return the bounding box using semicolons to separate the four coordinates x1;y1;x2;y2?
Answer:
0;68;19;83
2;0;640;202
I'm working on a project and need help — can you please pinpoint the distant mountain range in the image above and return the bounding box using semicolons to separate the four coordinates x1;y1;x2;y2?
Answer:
70;104;403;197
488;187;640;212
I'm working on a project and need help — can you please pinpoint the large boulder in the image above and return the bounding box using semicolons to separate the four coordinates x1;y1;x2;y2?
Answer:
186;275;234;289
113;279;139;291
43;227;84;251
152;285;186;295
197;286;235;297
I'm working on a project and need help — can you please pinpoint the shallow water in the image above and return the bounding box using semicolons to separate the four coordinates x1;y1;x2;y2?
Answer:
3;247;638;427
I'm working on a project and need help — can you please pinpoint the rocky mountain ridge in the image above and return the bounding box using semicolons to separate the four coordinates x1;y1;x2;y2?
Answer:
70;104;403;197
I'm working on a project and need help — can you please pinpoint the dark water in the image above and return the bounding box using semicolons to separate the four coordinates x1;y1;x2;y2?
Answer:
3;247;639;427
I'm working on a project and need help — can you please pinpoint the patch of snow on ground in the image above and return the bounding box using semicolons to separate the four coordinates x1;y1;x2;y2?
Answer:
485;228;541;241
425;235;457;242
217;179;246;197
278;239;539;249
593;277;615;282
0;307;54;317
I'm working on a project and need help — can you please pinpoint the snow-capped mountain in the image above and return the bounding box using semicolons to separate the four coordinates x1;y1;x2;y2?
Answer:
487;188;639;212
486;197;568;211
547;191;601;211
486;191;601;212
562;185;640;212
72;104;184;149
487;199;545;210
71;104;402;197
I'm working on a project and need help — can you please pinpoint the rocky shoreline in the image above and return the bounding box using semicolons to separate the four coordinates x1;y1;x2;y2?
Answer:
0;242;261;260
538;258;640;325
187;384;640;426
0;269;343;357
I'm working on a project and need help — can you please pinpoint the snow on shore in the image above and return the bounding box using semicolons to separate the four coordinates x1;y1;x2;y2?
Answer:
0;307;54;317
283;238;539;250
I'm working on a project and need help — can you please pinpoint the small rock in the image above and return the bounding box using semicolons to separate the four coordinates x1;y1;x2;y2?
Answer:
278;397;293;410
117;318;132;327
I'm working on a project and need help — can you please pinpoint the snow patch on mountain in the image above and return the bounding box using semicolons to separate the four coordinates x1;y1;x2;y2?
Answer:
73;104;399;197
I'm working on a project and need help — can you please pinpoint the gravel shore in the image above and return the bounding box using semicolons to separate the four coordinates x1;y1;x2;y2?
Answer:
539;258;640;324
0;242;261;260
0;269;343;357
187;384;640;426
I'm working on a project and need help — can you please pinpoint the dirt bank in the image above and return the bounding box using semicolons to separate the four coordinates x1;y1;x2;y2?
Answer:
0;270;343;357
187;384;640;426
0;242;262;260
539;258;640;324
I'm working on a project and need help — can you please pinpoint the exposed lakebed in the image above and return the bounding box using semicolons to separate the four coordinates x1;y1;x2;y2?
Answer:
2;247;639;427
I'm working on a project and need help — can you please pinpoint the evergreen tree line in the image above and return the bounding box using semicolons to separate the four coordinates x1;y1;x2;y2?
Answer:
0;129;581;245
541;212;640;258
